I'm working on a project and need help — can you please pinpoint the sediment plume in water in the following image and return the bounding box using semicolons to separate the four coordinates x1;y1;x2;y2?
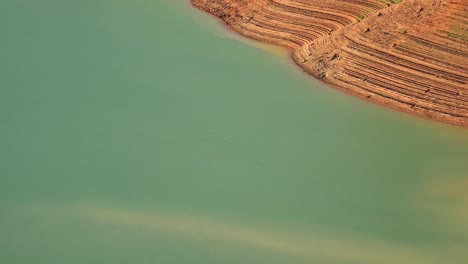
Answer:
192;0;468;127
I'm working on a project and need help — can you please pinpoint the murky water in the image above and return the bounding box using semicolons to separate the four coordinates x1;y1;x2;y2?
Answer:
1;1;467;263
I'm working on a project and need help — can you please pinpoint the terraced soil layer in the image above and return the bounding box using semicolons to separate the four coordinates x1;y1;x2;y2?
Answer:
192;0;468;126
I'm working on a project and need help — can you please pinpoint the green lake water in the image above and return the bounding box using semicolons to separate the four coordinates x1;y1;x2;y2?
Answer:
1;1;468;263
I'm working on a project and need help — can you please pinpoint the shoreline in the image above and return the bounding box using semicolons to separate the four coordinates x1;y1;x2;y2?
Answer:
190;0;468;127
188;1;289;57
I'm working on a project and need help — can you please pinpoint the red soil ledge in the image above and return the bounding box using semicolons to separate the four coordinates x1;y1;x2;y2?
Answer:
192;0;468;127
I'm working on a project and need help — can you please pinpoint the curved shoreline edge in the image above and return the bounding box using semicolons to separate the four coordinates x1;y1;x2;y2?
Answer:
191;0;468;127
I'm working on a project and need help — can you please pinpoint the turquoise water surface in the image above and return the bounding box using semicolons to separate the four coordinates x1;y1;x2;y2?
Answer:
1;1;468;263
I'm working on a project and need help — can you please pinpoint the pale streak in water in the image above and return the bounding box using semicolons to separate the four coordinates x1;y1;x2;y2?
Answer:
20;204;444;264
419;176;468;236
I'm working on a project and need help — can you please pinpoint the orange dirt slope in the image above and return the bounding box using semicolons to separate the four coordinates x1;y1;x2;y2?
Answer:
192;0;468;126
